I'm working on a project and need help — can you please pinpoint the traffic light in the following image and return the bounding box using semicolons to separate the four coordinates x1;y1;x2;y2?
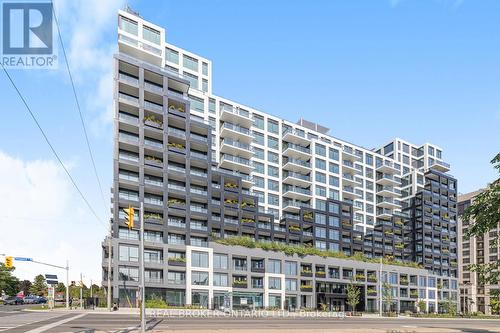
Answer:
4;256;13;268
123;205;135;230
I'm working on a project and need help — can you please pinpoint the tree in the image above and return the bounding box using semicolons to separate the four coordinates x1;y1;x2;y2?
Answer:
346;283;360;313
382;282;394;313
55;282;66;293
417;299;426;314
29;274;47;296
19;280;32;296
0;263;20;296
440;298;457;316
462;153;500;315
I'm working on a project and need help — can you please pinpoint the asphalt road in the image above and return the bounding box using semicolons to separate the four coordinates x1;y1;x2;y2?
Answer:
1;310;500;333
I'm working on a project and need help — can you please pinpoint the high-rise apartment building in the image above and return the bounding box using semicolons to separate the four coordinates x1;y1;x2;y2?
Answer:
458;189;499;315
102;8;459;312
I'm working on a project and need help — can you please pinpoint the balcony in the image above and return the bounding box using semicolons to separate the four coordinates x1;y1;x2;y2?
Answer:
167;127;186;139
376;208;392;219
144;81;163;94
220;154;253;173
283;171;311;187
376;197;400;210
430;160;451;173
283;199;311;212
342;186;362;200
283;157;311;174
376;160;400;174
282;128;309;146
377;185;401;197
220;122;253;143
119;92;139;106
220;138;253;159
342;147;362;162
118;72;139;87
144;100;163;114
342;173;361;187
282;143;311;160
283;185;312;201
376;173;399;186
219;105;252;127
342;160;358;174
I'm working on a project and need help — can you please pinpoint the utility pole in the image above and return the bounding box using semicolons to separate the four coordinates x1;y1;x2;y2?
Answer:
80;272;83;310
139;201;146;333
66;260;69;310
107;218;113;312
379;258;383;316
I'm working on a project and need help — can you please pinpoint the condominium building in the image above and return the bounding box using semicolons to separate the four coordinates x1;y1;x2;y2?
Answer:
102;7;459;312
458;189;499;315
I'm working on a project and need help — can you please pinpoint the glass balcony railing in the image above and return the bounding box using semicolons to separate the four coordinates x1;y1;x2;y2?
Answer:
222;138;251;151
222;122;251;136
145;196;163;206
282;128;306;138
283;171;310;181
222;154;250;166
168;127;186;138
284;158;310;168
220;105;250;119
119;92;139;104
283;185;311;195
283;143;310;154
119;72;139;85
144;81;163;93
167;184;185;192
144;100;163;113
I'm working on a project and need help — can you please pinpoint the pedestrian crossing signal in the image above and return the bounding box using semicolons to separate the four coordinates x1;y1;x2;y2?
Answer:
123;205;135;230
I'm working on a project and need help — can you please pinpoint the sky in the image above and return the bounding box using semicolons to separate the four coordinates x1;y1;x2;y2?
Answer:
1;0;499;284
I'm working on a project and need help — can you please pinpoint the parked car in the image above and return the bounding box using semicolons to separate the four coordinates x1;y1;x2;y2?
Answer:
37;297;47;304
4;296;23;305
24;296;44;304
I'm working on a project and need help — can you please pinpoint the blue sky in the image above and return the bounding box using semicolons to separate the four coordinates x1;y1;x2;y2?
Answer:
1;0;499;282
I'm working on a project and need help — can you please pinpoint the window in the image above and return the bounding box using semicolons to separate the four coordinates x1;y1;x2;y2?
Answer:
329;229;340;240
268;151;279;164
184;73;199;89
202;62;208;75
268;194;279;206
428;277;436;288
254;162;265;174
119;16;138;35
284;261;297;275
316;199;326;211
316;144;326;156
119;228;139;240
316;172;326;183
268;119;279;134
329;163;339;174
202;79;208;92
268;179;279;191
213;273;228;287
192;271;209;285
315;227;327;238
365;154;373;165
428;290;436;299
315;213;326;225
268;165;279;177
253;132;264;146
191;252;208;268
119;245;138;262
267;259;281;274
167;271;185;284
254;176;265;188
252;277;263;288
316;186;326;197
254;147;265;160
268;277;281;290
315;159;326;170
189;95;204;112
329;189;339;200
214;254;228;269
143;26;160;45
285;279;297;291
419;276;427;287
329;176;339;187
253;115;264;129
183;55;199;71
268;136;279;150
119;266;138;281
329;216;340;227
316;240;327;250
329;203;340;214
428;146;434;156
329;148;339;160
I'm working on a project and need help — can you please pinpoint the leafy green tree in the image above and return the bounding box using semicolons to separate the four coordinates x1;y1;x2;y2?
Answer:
19;280;32;296
55;282;66;293
346;283;360;313
462;153;500;315
0;263;20;296
29;274;47;296
382;282;394;313
440;298;457;315
417;299;426;313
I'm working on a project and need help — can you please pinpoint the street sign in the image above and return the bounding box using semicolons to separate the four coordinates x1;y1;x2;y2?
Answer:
14;257;32;261
46;280;58;285
45;274;57;279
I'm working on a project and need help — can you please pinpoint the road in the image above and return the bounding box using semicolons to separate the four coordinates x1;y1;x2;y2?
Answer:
1;307;500;333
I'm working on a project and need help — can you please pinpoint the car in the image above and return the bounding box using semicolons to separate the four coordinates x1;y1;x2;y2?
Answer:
4;296;23;305
23;296;39;304
37;297;47;304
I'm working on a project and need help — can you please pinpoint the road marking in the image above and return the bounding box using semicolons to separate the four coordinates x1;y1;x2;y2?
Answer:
24;313;87;333
402;325;417;328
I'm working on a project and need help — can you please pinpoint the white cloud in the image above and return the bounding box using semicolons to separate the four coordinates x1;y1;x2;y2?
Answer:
0;151;106;285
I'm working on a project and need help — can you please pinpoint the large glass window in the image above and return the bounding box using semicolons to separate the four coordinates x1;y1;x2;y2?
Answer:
268;151;279;164
189;95;204;112
191;251;209;268
315;159;326;170
316;144;326;156
329;148;339;161
253;132;264;146
268;119;279;134
315;227;327;238
268;136;279;150
268;165;279;177
316;172;326;183
183;55;199;71
329;216;340;227
192;271;209;285
213;273;228;287
119;228;139;240
253;115;264;129
119;266;138;281
119;16;138;35
202;62;208;75
284;261;297;276
167;271;185;284
214;254;228;269
268;194;279;206
329;163;339;174
329;229;340;240
254;147;265;160
285;278;297;291
119;245;138;262
267;259;281;274
184;73;199;90
142;26;160;45
268;179;279;191
268;277;281;290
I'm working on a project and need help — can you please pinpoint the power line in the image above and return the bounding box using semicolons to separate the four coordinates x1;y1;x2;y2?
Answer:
1;64;104;226
51;0;108;216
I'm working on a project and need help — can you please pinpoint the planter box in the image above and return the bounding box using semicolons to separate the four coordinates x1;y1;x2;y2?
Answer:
242;222;256;228
300;271;313;277
232;283;247;289
145;120;163;129
145;217;162;224
168;259;186;267
289;229;302;235
251;267;265;273
145;159;163;168
315;272;326;278
300;286;313;292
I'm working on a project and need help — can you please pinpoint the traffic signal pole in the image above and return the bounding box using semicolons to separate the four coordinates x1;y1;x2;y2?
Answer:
107;219;112;312
139;201;146;333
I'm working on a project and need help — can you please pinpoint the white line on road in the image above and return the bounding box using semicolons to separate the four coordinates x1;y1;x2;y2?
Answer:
24;313;87;333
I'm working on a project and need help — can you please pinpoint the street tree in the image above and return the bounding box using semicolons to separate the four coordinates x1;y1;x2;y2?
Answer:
417;299;426;313
346;283;360;313
0;263;20;296
382;282;394;313
29;274;47;296
19;280;32;296
55;282;66;293
462;153;500;314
